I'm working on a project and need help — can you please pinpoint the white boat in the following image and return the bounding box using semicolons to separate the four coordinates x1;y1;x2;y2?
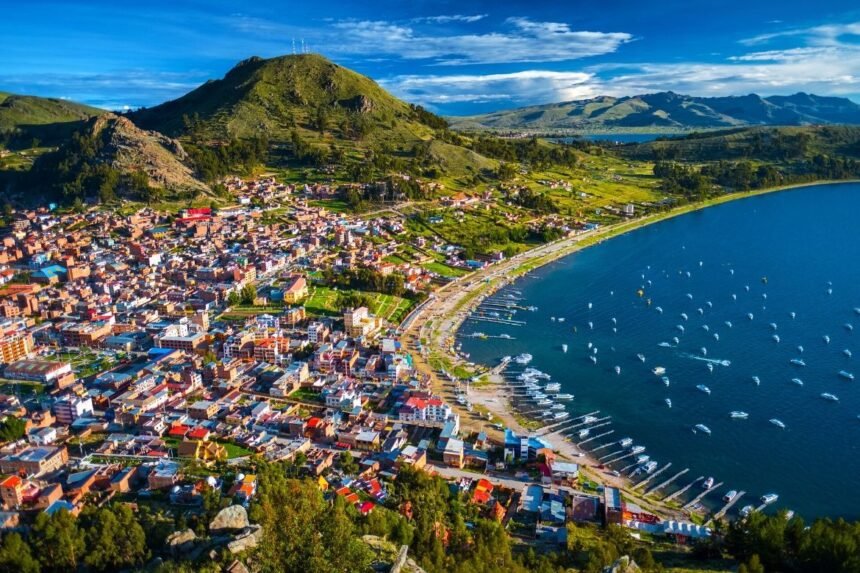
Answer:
725;320;733;328
676;325;685;333
642;461;659;474
578;429;590;439
772;335;780;343
637;353;646;362
790;311;796;319
561;344;568;353
844;349;852;358
845;323;854;332
697;384;711;395
619;438;633;448
761;493;779;505
769;418;786;429
631;445;646;454
588;321;594;330
770;322;778;330
702;325;710;332
662;376;670;387
701;346;708;356
790;358;806;367
589;355;598;364
797;345;804;353
740;505;755;517
614;366;621;375
652;366;666;376
839;370;855;381
681;313;688;321
588;302;593;310
706;301;713;308
707;363;714;372
514;353;533;365
748;313;754;320
611;317;617;324
752;376;761;386
730;411;749;419
553;393;574;401
703;477;715;489
583;415;599;424
824;335;831;344
664;397;672;408
698;308;704;315
723;490;738;503
544;383;561;392
686;293;693;299
732;294;737;301
672;336;680;344
551;316;556;322
821;392;839;402
558;317;566;323
714;333;720;341
656;306;663;314
553;412;569;420
791;378;804;386
536;399;552;406
694;424;711;435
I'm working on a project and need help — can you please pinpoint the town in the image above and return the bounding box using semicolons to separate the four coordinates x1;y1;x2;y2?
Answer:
0;174;716;572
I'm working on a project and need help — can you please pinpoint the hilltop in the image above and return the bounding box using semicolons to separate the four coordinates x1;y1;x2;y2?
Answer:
449;92;860;132
0;92;105;147
132;54;444;144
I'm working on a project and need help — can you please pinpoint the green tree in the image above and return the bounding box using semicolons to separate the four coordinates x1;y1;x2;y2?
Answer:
0;532;40;573
30;509;85;573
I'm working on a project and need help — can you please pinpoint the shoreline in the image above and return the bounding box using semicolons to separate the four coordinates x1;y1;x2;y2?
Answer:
401;178;860;519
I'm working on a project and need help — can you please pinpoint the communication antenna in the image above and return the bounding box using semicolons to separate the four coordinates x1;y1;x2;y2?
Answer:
301;38;306;54
292;38;296;55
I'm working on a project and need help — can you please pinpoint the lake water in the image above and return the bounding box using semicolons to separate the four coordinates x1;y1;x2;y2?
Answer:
459;182;860;519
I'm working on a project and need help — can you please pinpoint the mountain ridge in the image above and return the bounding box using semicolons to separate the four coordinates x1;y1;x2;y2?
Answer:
448;91;860;131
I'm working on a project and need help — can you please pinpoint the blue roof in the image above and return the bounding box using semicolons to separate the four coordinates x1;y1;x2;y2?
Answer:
32;265;66;279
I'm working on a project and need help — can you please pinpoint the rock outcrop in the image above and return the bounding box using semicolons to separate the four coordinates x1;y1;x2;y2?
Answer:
209;505;250;533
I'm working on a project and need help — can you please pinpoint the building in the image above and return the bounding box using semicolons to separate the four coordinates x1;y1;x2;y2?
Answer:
3;359;72;384
52;395;94;425
60;321;112;347
443;438;464;468
0;475;24;509
189;400;219;420
398;396;457;429
0;446;69;476
604;486;624;525
343;307;382;338
0;328;34;364
281;275;308;304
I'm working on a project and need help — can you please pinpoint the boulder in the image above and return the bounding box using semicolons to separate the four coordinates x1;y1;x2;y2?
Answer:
209;505;249;533
604;556;641;573
165;529;197;555
226;524;263;554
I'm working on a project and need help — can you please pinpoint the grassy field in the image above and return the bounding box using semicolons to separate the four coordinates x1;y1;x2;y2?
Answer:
304;285;415;323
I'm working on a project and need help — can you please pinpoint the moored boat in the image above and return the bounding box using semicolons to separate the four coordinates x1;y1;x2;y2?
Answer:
694;423;711;435
769;418;786;429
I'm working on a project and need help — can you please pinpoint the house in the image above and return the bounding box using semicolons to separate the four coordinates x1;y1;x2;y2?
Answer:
0;476;24;509
443;438;464;468
148;460;181;489
281;275;308;304
189;400;219;420
0;446;69;476
178;439;227;463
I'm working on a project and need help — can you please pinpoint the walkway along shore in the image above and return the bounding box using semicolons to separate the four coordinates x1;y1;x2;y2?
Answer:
398;178;860;521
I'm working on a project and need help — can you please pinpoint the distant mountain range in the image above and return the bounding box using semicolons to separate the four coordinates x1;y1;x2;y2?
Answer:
448;92;860;132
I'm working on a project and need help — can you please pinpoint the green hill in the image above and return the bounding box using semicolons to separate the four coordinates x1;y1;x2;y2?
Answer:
449;92;860;132
619;125;860;162
0;93;105;147
132;54;443;144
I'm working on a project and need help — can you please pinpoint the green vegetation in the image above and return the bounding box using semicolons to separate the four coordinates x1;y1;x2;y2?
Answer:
0;93;104;149
0;415;26;442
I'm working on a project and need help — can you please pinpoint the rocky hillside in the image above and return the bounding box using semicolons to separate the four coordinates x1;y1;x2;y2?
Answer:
88;113;208;192
449;92;860;132
24;113;209;203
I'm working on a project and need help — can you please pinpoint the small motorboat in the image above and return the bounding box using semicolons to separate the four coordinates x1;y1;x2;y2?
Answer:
723;490;738;503
839;370;855;381
821;392;839;402
790;358;806;367
769;419;786;429
791;378;804;386
697;384;711;395
703;477;715;489
730;411;749;419
637;353;646;362
752;376;761;386
695;424;711;435
761;493;779;505
665;398;672;408
844;349;852;358
653;366;666;375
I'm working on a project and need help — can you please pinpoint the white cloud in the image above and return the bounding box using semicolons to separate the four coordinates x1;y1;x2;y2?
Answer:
412;14;488;24
381;70;600;108
742;20;860;46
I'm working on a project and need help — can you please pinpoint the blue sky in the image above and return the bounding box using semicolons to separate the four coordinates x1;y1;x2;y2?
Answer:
2;0;859;114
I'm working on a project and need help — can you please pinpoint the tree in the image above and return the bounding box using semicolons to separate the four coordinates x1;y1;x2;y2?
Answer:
0;416;26;442
240;284;257;305
338;451;359;475
0;532;40;573
30;509;85;573
738;554;765;573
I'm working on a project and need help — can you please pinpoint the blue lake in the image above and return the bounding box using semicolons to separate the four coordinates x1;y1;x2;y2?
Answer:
553;133;668;144
459;182;860;519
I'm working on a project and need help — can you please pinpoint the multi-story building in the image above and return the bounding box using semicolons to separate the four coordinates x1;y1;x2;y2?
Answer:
0;446;69;476
0;322;34;364
52;395;95;425
60;321;112;347
343;307;382;338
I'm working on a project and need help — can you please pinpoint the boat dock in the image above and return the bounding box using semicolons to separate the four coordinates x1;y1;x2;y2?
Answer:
578;429;614;447
602;448;643;464
535;411;600;435
644;468;689;497
633;463;672;490
683;482;724;510
709;491;746;523
663;476;704;502
466;315;527;326
589;440;617;452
